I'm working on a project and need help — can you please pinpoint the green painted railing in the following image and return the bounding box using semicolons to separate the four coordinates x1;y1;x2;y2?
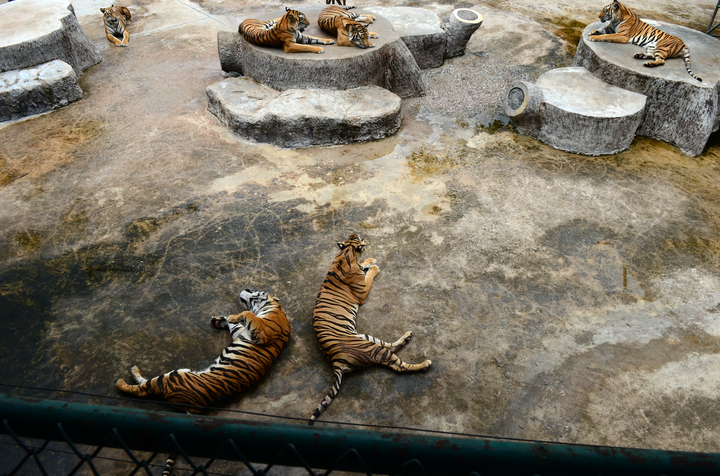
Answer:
2;394;720;475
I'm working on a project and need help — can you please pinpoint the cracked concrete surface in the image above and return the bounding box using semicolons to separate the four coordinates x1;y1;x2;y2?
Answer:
1;0;720;472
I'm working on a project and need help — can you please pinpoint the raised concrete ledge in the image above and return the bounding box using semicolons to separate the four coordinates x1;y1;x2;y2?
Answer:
207;77;402;148
0;60;83;122
226;6;423;98
574;21;720;156
0;0;101;75
505;67;647;156
365;7;446;69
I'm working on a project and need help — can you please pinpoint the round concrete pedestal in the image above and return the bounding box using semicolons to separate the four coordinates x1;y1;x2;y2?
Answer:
234;6;424;98
574;21;720;156
505;67;647;156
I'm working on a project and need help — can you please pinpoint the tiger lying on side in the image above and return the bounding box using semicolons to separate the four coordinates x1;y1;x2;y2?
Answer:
239;7;334;54
310;234;432;424
318;6;377;49
588;0;702;82
100;5;131;47
116;289;291;412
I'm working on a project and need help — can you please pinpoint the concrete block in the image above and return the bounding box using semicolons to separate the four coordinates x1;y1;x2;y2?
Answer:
574;21;720;156
0;0;101;75
207;77;402;148
0;60;83;122
365;7;446;69
504;67;647;156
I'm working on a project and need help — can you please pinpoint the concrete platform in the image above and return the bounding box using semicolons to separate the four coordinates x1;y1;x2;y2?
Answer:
0;59;83;122
0;0;101;75
206;77;402;147
365;6;447;69
574;21;720;156
232;6;424;98
505;67;647;155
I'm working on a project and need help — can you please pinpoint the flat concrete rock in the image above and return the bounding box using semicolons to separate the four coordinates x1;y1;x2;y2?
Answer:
505;67;647;156
207;77;402;148
574;21;720;156
0;0;101;75
234;5;424;98
0;59;83;122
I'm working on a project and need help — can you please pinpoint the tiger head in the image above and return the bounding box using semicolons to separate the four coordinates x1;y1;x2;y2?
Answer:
101;6;126;27
599;0;632;23
285;7;310;33
336;233;366;259
343;20;375;49
240;289;280;314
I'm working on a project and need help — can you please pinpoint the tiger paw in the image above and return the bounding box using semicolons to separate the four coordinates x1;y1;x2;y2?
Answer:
361;258;376;268
422;360;432;370
633;53;646;59
589;29;601;36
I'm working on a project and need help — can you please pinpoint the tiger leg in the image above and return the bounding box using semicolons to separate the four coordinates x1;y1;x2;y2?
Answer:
309;363;348;425
634;45;655;60
587;33;629;43
373;349;432;373
355;261;379;305
105;30;128;47
643;53;666;67
283;42;326;54
116;366;150;396
360;331;412;352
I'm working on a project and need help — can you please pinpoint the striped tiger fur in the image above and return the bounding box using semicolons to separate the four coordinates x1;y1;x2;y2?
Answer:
100;5;131;47
588;0;702;82
239;7;334;54
309;234;432;424
116;289;290;412
318;6;378;48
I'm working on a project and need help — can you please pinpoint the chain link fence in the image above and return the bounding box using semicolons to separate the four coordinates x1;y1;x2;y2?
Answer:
3;394;720;476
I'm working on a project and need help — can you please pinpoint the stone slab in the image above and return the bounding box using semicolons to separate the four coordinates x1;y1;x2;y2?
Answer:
233;6;424;98
505;67;647;156
0;60;83;122
365;6;446;69
207;77;402;148
574;21;720;156
0;0;101;75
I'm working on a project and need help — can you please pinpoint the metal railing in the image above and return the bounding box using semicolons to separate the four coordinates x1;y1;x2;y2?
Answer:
2;394;720;475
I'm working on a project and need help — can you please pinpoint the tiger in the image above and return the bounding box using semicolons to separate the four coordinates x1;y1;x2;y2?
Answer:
588;0;702;82
309;234;432;424
239;7;335;54
318;6;378;48
116;288;291;412
100;5;131;47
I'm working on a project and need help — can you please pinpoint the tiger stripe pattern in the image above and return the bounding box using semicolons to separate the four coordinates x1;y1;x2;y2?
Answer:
100;5;131;47
116;289;290;413
318;6;378;48
310;234;432;424
588;0;702;82
239;7;334;54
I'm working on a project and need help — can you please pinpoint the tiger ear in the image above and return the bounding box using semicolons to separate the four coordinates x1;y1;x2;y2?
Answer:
286;6;290;11
613;0;619;7
337;242;346;250
100;7;106;12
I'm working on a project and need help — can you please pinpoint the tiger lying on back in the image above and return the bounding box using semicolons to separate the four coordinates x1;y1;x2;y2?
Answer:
318;6;377;48
239;7;334;54
100;5;131;47
588;0;702;82
116;289;290;412
310;234;432;424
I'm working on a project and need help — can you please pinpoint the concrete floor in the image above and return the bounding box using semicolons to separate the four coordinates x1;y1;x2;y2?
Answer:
2;0;720;469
